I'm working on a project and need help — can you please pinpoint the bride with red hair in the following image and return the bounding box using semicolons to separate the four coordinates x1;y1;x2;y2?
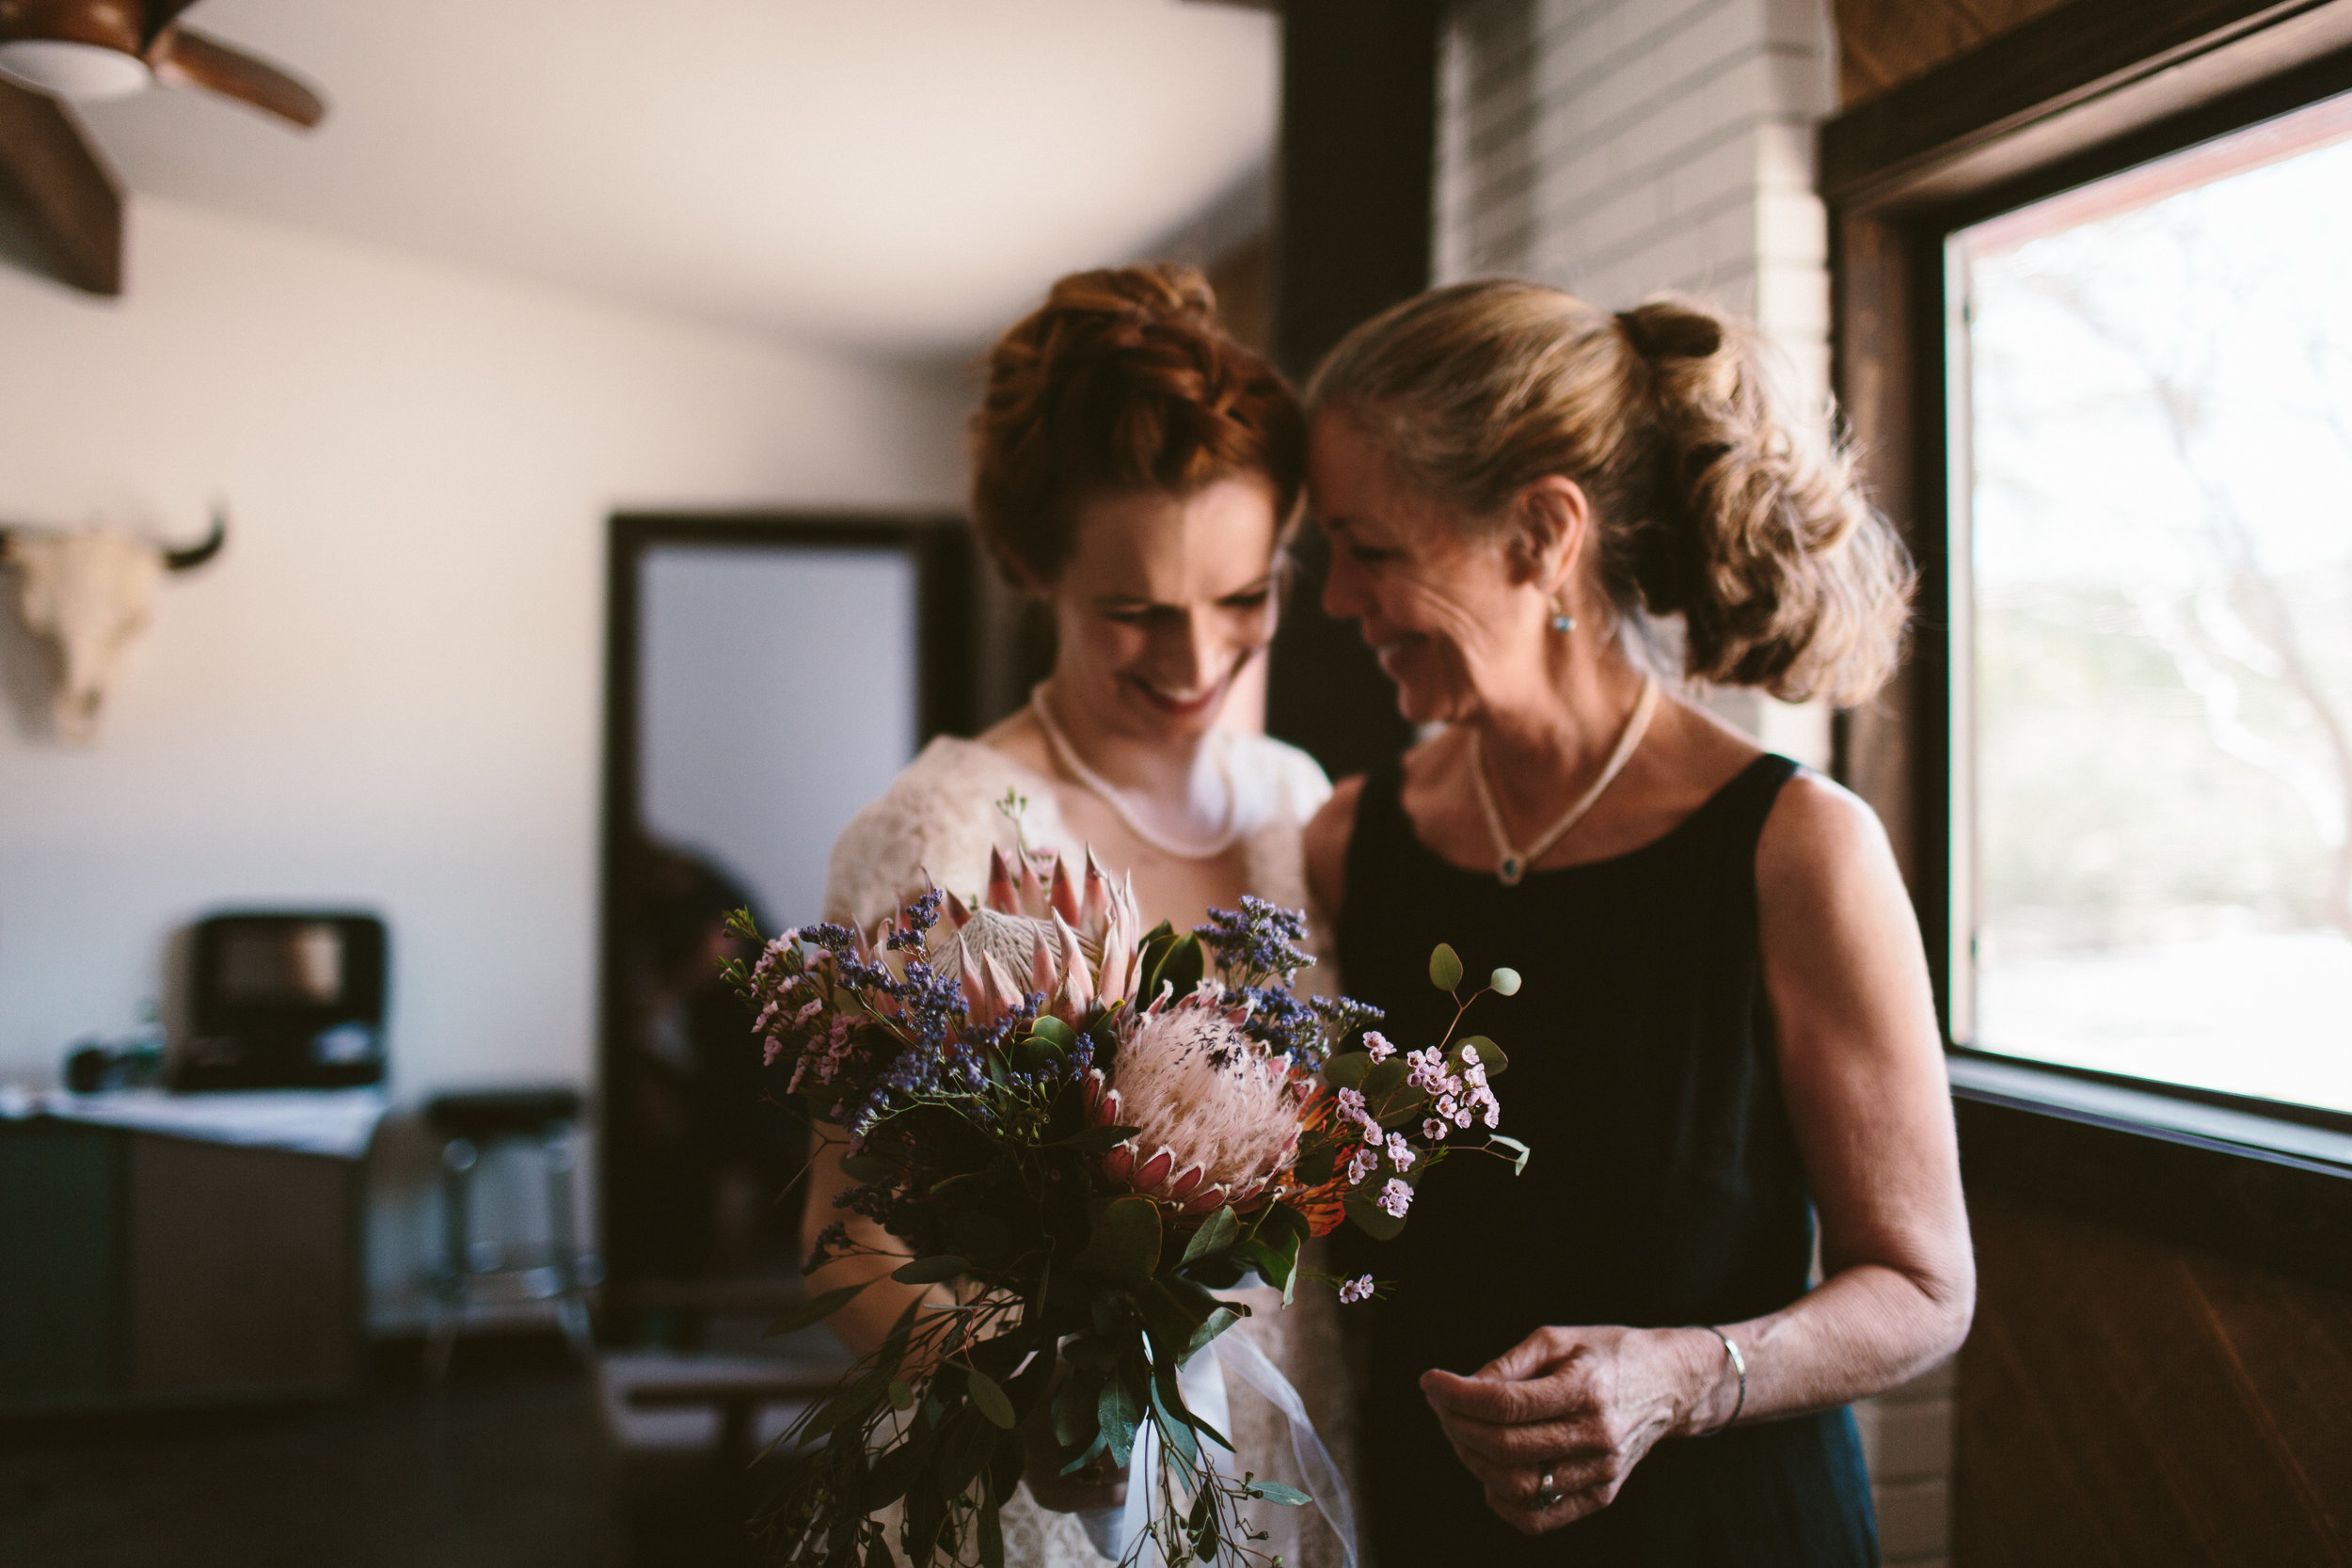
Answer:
805;264;1356;1568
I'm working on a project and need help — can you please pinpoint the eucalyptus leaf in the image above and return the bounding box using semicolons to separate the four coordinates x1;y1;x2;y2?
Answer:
1247;1481;1312;1507
1075;1195;1161;1283
1451;1035;1508;1077
1361;1056;1409;1101
1294;1141;1339;1184
1344;1189;1407;1242
1487;1133;1534;1176
966;1370;1017;1431
889;1379;915;1411
1149;1359;1200;1466
978;1501;1006;1568
1052;1365;1102;1448
1059;1426;1110;1478
936;1411;995;1497
1181;1205;1240;1265
1321;1051;1372;1092
1097;1372;1142;1467
1428;942;1464;991
892;1255;974;1286
763;1281;871;1338
1029;1016;1077;1051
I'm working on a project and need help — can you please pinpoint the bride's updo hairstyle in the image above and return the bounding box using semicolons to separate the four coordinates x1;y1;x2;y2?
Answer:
971;263;1306;587
1307;279;1912;704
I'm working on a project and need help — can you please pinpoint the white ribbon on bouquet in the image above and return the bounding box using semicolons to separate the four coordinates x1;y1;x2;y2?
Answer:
1078;1330;1359;1568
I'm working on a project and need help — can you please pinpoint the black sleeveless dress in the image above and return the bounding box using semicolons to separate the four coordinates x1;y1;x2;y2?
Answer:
1335;752;1878;1566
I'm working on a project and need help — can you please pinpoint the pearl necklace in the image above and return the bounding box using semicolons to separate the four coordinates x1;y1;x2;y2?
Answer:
1469;675;1660;885
1028;686;1243;861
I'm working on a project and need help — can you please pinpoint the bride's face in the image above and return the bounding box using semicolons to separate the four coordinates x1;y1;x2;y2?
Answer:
1047;474;1280;743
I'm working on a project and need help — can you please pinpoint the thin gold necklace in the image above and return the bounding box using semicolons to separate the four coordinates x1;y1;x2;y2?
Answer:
1028;686;1241;860
1469;675;1659;885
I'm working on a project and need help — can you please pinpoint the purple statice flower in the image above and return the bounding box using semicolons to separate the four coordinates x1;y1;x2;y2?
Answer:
1309;994;1387;1054
1224;985;1324;1069
1376;1178;1414;1218
1339;1274;1375;1305
803;1219;850;1272
1362;1031;1395;1063
1195;897;1314;988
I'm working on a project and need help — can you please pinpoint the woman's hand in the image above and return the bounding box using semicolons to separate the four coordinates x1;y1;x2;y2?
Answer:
1016;1367;1128;1514
1419;1324;1727;1535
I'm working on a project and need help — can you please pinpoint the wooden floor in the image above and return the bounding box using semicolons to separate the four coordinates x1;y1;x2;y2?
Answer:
1957;1193;2352;1567
0;1334;755;1568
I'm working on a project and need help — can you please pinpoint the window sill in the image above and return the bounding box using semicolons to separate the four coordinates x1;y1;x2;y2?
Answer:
1945;1051;2352;1291
1947;1052;2352;1175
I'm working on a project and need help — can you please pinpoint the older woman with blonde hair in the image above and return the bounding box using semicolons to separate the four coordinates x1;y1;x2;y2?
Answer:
1300;281;1973;1564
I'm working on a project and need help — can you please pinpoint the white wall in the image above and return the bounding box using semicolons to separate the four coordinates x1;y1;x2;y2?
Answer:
1433;5;1954;1560
0;198;966;1101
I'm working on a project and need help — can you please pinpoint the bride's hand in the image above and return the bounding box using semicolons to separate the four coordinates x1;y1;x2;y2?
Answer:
1419;1323;1724;1534
1017;1370;1128;1513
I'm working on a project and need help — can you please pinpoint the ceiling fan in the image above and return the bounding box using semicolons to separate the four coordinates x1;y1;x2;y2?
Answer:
0;0;325;127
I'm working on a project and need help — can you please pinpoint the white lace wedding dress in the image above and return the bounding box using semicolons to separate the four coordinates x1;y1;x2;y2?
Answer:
823;733;1359;1568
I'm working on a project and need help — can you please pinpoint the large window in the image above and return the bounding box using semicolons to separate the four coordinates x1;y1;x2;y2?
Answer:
1952;92;2352;1115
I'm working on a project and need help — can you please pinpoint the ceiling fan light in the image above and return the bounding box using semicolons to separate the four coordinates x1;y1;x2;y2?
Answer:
0;39;151;102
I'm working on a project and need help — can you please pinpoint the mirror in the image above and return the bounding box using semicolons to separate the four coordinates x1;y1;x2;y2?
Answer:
596;513;975;1340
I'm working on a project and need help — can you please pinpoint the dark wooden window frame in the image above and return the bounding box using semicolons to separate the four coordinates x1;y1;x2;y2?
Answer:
1823;0;2352;1290
594;511;974;1297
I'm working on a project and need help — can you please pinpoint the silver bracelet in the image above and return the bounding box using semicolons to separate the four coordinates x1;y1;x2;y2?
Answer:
1692;1325;1746;1435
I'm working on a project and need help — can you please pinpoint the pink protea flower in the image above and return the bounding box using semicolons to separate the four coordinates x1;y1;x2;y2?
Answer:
1079;990;1311;1218
928;847;1142;1028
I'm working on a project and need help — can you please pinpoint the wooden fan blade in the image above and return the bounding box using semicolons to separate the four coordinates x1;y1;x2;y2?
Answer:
136;0;207;52
147;24;324;127
0;73;121;293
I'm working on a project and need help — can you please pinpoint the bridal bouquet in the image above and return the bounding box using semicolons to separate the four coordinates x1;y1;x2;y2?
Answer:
727;847;1526;1568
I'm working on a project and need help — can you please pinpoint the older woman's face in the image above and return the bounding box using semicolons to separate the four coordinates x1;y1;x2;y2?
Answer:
1048;475;1280;741
1309;415;1544;726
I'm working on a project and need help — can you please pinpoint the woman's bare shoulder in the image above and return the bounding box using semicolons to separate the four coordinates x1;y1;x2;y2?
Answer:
1756;768;1903;921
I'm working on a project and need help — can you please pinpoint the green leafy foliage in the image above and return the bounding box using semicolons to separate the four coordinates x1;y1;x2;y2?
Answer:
1075;1195;1163;1284
734;892;1524;1566
1428;941;1464;991
964;1370;1016;1431
763;1281;872;1338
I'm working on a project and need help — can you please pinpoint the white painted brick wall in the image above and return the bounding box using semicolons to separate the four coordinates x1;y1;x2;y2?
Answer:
1434;6;1953;1562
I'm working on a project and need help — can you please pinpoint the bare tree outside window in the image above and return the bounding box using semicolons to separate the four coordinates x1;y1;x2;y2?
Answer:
1958;94;2352;1114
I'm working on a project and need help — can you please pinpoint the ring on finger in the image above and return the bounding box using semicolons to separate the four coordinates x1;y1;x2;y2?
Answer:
1534;1469;1562;1511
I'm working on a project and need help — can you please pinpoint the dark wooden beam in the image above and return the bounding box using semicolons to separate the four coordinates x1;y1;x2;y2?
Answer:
1822;0;2352;210
1263;0;1438;783
0;76;121;295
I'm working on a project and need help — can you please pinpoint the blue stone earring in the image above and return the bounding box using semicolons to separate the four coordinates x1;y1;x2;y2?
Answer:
1550;594;1576;634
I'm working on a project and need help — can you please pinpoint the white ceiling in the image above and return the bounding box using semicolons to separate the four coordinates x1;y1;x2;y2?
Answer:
73;0;1278;355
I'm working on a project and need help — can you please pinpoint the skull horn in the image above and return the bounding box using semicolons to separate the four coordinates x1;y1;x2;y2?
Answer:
163;508;228;572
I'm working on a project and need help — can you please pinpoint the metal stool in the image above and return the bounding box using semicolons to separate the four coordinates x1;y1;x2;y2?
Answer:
422;1086;596;1379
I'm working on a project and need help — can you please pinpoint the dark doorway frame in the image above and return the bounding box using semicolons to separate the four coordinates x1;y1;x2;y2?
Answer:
594;511;975;1310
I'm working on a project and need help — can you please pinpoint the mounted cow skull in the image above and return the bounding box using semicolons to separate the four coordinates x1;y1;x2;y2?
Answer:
0;508;225;741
